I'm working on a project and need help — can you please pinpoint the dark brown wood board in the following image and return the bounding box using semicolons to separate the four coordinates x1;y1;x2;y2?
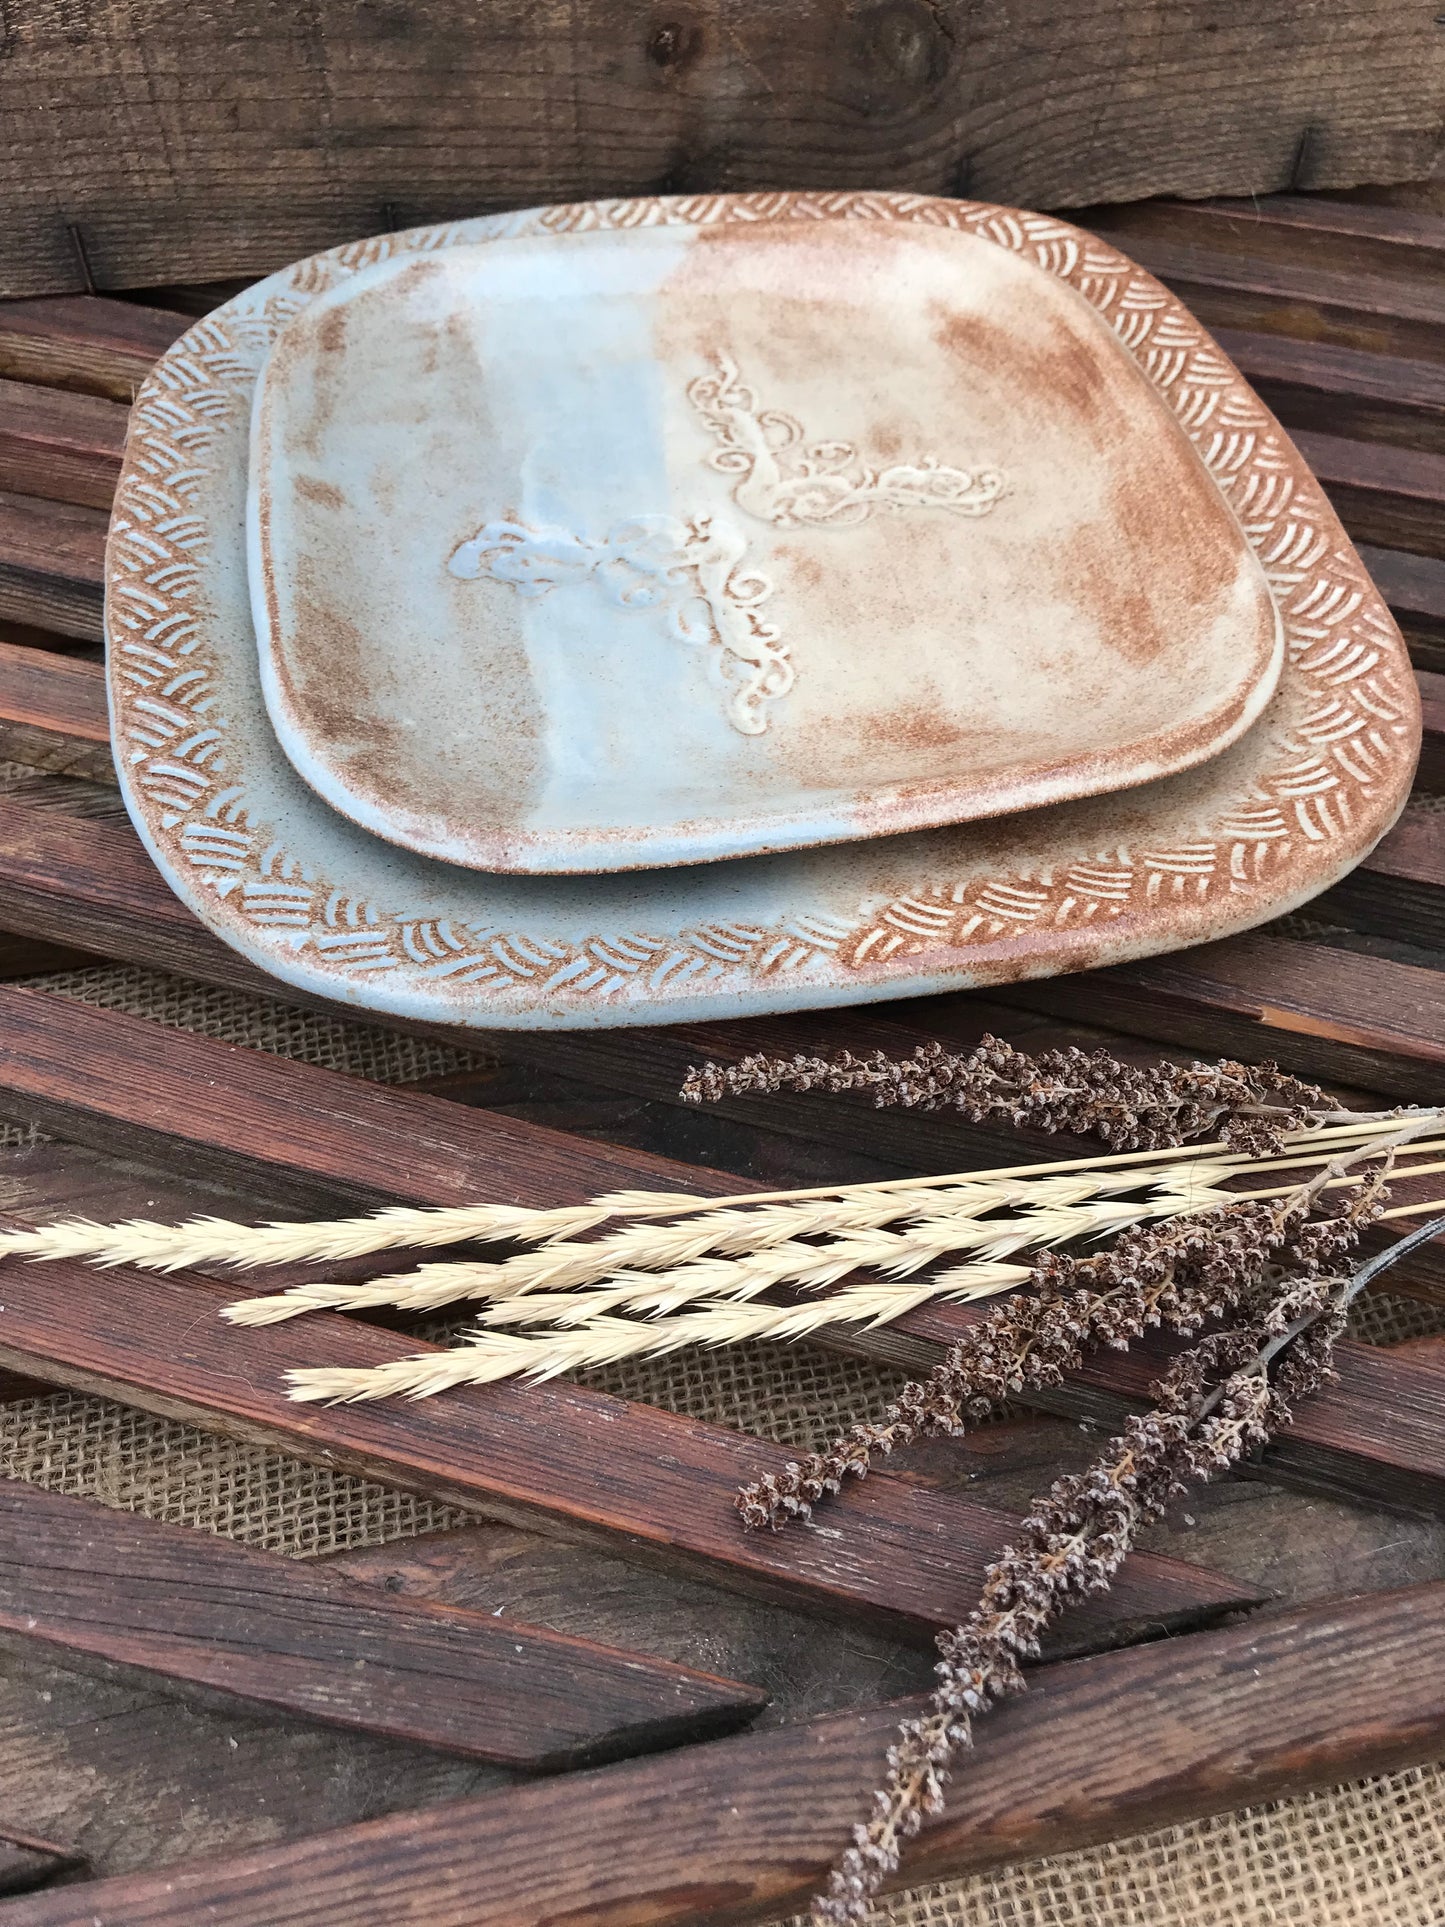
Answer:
5;3;1444;298
1079;230;1445;365
1216;330;1445;457
7;1581;1445;1927
0;299;187;402
1318;808;1445;949
0;379;126;511
0;1232;1254;1651
0;493;104;644
0;1477;766;1769
1083;194;1445;280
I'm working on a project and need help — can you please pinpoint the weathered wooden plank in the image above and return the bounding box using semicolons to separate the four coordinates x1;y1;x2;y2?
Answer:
1358;543;1445;667
1317;808;1445;949
0;638;113;781
1418;669;1445;789
991;935;1445;1103
0;298;186;402
0;379;126;511
0;1476;764;1768
1291;428;1445;560
1115;238;1445;363
0;494;104;644
8;1581;1445;1927
4;1;1443;298
1088;194;1445;282
0;980;735;1213
1215;330;1445;456
0;1241;1252;1650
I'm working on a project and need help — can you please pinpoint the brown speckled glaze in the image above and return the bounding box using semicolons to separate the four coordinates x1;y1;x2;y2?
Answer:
247;214;1282;874
105;194;1419;1032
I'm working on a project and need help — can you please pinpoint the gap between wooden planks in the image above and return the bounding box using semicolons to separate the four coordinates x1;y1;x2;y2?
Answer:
0;979;1437;1531
5;1579;1445;1927
0;1476;766;1770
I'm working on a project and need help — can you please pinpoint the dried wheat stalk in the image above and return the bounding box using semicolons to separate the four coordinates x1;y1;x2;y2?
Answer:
272;1130;1443;1398
0;1051;1424;1275
223;1129;1445;1330
229;1180;1216;1328
285;1280;1043;1403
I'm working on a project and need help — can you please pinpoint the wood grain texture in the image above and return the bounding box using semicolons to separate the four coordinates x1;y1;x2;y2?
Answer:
1417;668;1445;787
0;493;104;644
0;1239;1252;1649
992;934;1445;1102
0;637;114;782
1359;542;1445;664
1217;330;1445;456
1293;427;1445;559
1105;234;1445;363
4;2;1443;297
0;378;126;510
1317;807;1445;948
0;299;186;403
0;1477;766;1768
9;1581;1445;1927
1088;193;1445;281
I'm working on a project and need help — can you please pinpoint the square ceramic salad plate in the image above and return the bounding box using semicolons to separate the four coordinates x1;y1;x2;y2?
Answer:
246;215;1284;874
105;193;1419;1032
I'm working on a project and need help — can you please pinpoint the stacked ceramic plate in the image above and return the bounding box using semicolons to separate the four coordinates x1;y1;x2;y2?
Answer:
105;194;1420;1031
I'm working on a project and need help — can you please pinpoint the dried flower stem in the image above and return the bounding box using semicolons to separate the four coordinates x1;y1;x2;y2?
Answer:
684;1037;1336;1155
815;1179;1410;1923
738;1120;1436;1531
736;1195;1301;1530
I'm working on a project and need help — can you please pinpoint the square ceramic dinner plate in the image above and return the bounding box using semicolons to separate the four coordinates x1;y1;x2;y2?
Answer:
105;194;1418;1033
247;216;1284;874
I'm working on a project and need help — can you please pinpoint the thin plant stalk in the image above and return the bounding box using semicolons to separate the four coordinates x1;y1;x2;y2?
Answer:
0;1111;1437;1275
813;1189;1433;1923
228;1186;1216;1328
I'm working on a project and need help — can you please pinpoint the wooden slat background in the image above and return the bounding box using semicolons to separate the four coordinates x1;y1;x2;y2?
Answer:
3;2;1444;296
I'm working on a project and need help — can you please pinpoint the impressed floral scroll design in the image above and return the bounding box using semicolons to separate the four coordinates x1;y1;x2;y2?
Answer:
448;512;793;735
687;352;1006;528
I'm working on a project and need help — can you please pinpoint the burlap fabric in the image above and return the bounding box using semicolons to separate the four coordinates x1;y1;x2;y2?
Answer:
8;960;1445;1926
